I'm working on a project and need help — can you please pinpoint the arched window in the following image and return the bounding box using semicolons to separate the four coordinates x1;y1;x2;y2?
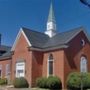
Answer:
80;56;88;73
48;54;54;76
0;65;2;78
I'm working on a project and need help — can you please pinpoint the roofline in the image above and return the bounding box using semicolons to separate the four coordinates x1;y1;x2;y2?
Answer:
82;29;90;42
65;29;82;43
0;45;11;48
11;28;32;51
11;26;90;52
29;45;68;52
0;56;11;60
22;28;32;46
65;27;90;43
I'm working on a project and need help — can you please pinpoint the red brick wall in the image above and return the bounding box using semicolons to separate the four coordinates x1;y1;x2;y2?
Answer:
43;50;65;88
0;59;11;78
11;30;90;89
31;51;43;86
64;31;90;88
31;49;66;88
11;33;32;86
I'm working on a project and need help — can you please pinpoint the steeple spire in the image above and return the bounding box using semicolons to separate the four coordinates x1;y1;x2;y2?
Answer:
48;2;55;23
45;2;57;38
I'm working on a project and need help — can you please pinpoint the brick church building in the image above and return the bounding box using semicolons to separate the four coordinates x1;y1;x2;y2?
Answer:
0;3;90;89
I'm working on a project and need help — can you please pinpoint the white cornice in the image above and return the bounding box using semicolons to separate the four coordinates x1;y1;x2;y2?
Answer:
11;28;32;51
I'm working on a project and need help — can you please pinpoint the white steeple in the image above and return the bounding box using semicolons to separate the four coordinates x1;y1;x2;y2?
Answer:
45;2;57;38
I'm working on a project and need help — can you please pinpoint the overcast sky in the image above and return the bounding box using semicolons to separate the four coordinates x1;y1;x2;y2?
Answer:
0;0;90;46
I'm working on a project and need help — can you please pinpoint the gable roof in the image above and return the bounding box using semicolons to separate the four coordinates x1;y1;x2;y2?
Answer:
11;28;32;51
22;27;49;48
11;26;90;51
0;45;11;60
0;45;11;51
43;27;88;48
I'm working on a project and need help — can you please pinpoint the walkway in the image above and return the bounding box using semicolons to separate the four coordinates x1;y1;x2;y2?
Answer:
0;85;31;90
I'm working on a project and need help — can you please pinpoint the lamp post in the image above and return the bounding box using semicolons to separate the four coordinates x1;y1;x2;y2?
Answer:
80;56;88;90
80;69;87;90
81;72;84;90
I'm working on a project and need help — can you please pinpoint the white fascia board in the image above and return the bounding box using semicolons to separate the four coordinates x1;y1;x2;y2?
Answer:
65;28;90;44
11;28;32;51
83;30;90;42
21;28;32;46
65;29;82;44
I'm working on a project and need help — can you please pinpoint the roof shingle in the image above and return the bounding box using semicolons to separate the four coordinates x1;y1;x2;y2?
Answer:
22;26;88;50
22;27;49;48
0;45;11;60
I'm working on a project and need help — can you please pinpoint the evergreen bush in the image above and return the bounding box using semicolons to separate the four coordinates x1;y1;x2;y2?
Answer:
82;73;90;89
13;77;29;88
0;78;7;85
36;77;48;88
36;76;62;89
67;72;81;90
67;72;90;90
47;76;62;89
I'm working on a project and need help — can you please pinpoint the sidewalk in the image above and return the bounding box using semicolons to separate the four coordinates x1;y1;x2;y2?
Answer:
0;85;31;90
0;86;7;90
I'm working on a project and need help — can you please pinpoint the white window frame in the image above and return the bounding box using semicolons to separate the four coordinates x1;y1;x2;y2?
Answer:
47;54;54;77
80;56;88;73
16;61;25;78
0;65;2;78
5;64;10;78
81;39;85;46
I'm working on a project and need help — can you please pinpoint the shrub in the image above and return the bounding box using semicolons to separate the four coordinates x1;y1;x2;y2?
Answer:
47;76;62;89
13;77;29;88
36;76;62;89
36;77;48;88
82;73;90;89
67;72;81;90
0;78;7;85
67;72;90;90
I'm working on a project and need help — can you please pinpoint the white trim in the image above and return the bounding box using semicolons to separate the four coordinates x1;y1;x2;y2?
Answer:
81;39;85;46
47;54;54;77
0;65;2;78
66;28;90;44
11;28;32;51
15;61;25;78
80;56;88;73
21;30;31;46
5;64;10;78
65;29;82;43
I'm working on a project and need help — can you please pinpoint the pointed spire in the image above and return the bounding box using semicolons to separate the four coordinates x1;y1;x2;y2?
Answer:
45;1;57;38
48;2;55;23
